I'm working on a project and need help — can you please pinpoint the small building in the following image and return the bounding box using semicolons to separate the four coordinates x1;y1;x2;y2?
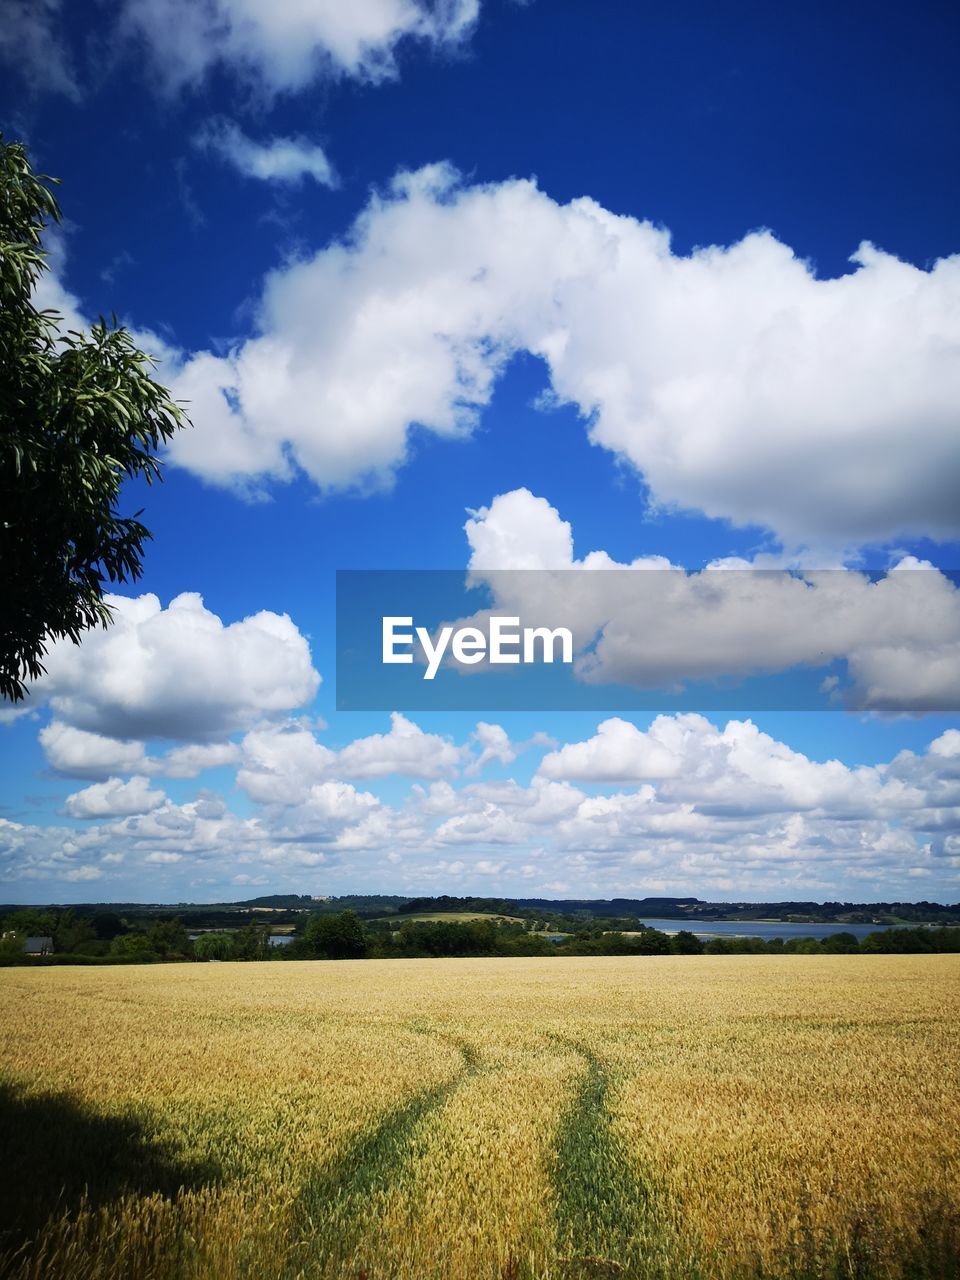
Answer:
24;936;54;956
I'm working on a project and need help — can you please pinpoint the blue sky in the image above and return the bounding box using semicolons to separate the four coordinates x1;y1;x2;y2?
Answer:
1;0;958;903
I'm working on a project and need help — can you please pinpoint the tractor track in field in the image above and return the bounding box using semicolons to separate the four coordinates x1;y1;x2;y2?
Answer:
288;1031;480;1274
550;1039;666;1280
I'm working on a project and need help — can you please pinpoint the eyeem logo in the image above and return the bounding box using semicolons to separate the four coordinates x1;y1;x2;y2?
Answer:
337;567;960;712
383;616;574;680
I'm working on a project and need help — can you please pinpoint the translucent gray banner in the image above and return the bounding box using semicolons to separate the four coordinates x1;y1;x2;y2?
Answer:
336;568;960;713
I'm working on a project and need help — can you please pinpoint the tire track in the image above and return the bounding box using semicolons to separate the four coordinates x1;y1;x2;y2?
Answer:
550;1041;664;1279
288;1033;479;1274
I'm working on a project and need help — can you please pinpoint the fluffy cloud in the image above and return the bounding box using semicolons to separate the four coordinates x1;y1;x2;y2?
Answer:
461;489;960;713
39;722;154;780
167;166;960;550
465;489;575;571
287;780;381;831
536;714;902;816
929;730;960;760
65;864;105;882
119;0;479;94
39;723;242;782
238;712;464;803
194;121;338;186
336;712;464;778
160;742;243;778
30;592;320;741
539;717;691;784
63;775;167;820
467;722;517;774
31;170;960;554
237;725;334;804
4;717;960;899
0;803;264;889
417;721;960;895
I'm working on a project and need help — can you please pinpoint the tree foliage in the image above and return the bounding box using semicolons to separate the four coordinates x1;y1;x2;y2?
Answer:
193;932;234;961
0;136;189;701
230;924;270;960
109;933;155;959
145;917;192;958
304;909;367;959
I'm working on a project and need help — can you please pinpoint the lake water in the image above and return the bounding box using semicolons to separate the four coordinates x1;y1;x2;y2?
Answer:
634;917;899;941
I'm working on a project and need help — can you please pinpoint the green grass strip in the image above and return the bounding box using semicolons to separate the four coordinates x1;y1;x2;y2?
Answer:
551;1045;660;1277
289;1037;478;1272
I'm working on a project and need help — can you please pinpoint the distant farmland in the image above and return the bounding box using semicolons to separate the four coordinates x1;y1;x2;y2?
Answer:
1;955;958;1279
374;911;525;924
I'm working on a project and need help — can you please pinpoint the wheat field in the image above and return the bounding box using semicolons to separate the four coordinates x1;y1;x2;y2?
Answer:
0;955;958;1280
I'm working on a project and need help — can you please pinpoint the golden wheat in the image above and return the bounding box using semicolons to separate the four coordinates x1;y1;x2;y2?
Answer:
0;955;957;1279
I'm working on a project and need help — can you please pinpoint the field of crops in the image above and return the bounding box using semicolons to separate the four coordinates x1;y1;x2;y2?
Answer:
1;955;958;1280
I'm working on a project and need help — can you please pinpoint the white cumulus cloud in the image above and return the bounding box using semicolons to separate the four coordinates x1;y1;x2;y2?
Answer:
462;489;960;713
64;775;167;820
119;0;479;94
238;712;464;803
160;742;243;778
3;717;960;899
65;865;104;881
166;167;960;551
467;722;517;774
30;592;320;741
336;712;464;779
40;722;154;780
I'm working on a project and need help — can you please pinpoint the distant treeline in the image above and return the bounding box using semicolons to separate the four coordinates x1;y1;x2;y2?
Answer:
4;906;960;966
4;893;959;928
373;893;960;926
420;894;960;925
514;896;700;917
326;917;960;960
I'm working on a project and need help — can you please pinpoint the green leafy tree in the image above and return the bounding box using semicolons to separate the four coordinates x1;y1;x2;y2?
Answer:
145;917;192;958
194;932;233;961
0;932;25;958
631;928;672;955
304;910;367;959
669;929;704;955
821;931;859;954
862;926;933;954
2;907;56;937
52;910;97;954
788;937;826;955
0;136;189;702
91;912;125;941
71;937;110;956
109;933;154;959
499;931;553;957
230;924;269;960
